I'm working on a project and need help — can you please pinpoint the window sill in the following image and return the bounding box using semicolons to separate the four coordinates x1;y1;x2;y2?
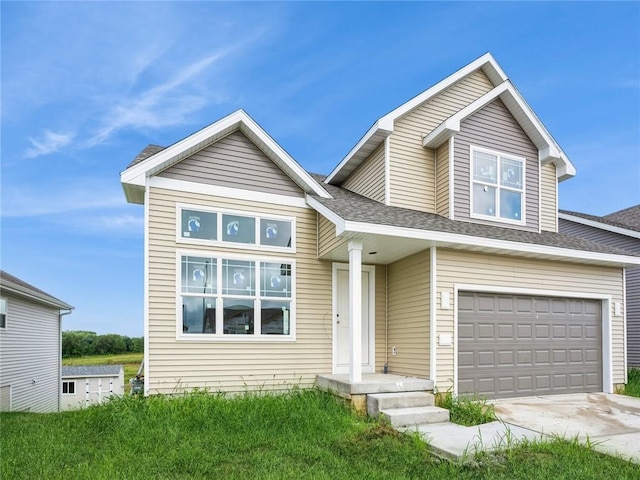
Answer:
470;213;526;227
175;334;296;342
176;237;295;255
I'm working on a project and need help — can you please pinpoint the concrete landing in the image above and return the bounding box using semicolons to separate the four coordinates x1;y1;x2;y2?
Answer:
403;421;544;460
316;373;433;399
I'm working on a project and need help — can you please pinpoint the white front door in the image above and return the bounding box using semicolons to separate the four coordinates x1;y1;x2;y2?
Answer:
333;265;375;374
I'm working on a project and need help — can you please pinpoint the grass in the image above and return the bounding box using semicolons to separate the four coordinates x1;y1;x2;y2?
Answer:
1;389;637;480
63;353;143;394
436;391;497;426
623;368;640;398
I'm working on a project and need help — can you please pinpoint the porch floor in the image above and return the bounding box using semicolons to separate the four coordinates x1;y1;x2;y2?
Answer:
316;373;434;398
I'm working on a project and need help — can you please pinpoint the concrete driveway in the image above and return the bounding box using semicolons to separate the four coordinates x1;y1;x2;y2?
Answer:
492;393;640;463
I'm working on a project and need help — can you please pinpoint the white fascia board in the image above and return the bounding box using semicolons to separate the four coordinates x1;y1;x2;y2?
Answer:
0;282;73;310
326;53;507;185
120;109;331;199
340;220;640;267
305;196;347;234
559;212;640;240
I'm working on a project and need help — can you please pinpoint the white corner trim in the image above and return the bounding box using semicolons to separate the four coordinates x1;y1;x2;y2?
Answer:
429;247;437;382
558;212;640;240
148;176;309;209
384;136;391;206
143;185;150;396
449;138;455;219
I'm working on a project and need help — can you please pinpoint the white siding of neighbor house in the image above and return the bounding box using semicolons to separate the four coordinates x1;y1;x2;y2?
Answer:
0;295;60;412
158;130;304;198
388;70;494;213
343;143;386;203
435;249;625;391
61;373;125;411
387;251;430;378
147;186;334;394
453;99;540;232
540;163;557;232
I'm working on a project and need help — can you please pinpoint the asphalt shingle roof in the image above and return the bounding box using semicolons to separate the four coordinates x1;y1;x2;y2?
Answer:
310;174;639;258
127;144;165;169
62;365;123;377
560;205;640;234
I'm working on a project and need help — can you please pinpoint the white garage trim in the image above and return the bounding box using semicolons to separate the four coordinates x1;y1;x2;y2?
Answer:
453;284;612;396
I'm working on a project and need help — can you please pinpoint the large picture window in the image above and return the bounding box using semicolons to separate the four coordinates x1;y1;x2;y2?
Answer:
179;254;293;338
471;147;525;223
178;206;294;251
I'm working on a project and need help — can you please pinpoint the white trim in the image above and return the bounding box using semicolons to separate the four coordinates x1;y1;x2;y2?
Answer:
325;53;507;185
469;145;526;226
143;186;150;395
384;136;391;206
175;249;296;342
122;109;330;199
176;203;296;254
149;176;309;209
558;212;640;240
332;262;376;375
449;138;455;220
538;158;542;234
429;247;437;381
623;267;627;384
452;284;614;396
62;380;76;396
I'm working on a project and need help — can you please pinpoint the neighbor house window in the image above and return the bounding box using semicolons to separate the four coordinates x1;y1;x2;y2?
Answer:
179;254;293;338
471;147;525;223
177;206;294;251
0;298;6;329
62;381;75;395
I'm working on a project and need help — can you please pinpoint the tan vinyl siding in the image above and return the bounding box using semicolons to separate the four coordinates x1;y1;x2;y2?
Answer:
435;140;450;217
0;295;60;412
436;249;625;391
387;250;430;378
318;214;347;259
147;186;333;394
158;130;304;197
540;163;557;232
343;143;385;203
389;70;494;212
375;265;387;372
454;99;540;232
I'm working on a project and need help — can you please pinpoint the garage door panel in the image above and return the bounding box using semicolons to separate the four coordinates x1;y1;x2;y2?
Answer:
459;292;602;398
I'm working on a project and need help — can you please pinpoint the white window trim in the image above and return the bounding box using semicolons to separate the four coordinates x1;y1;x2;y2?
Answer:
0;297;6;330
62;380;76;395
176;203;296;254
175;249;296;342
469;145;526;226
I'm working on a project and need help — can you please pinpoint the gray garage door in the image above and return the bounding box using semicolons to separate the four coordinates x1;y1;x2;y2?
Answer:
458;292;602;398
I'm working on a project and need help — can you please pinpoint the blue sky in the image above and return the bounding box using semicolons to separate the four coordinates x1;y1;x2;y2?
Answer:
2;2;639;337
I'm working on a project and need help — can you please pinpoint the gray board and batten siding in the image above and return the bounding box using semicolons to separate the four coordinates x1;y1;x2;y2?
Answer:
458;292;602;398
158;130;304;198
559;217;640;368
453;98;540;232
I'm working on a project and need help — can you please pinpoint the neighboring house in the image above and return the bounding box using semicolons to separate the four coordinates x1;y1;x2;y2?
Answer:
121;53;640;400
0;271;73;412
559;205;640;369
61;365;125;410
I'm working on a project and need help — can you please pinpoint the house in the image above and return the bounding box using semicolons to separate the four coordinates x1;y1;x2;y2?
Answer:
61;365;125;410
0;271;73;412
121;53;640;400
559;205;640;369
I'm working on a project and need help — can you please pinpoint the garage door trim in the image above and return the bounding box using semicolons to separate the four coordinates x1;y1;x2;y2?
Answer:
453;284;613;396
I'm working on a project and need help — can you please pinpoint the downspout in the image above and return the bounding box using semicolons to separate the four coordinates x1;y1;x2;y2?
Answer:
58;309;73;412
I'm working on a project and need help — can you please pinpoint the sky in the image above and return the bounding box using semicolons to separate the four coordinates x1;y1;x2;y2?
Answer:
1;2;639;337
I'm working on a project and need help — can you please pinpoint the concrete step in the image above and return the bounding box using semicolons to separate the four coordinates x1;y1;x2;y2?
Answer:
380;406;450;428
367;392;435;417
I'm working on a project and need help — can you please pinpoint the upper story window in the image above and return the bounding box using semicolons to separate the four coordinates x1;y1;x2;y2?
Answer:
470;146;525;224
178;204;294;252
0;298;6;329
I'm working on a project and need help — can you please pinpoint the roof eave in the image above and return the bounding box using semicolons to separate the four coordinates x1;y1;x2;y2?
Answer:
559;212;640;240
1;281;74;310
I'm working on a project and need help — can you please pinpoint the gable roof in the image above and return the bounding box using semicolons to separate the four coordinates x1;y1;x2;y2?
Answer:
307;175;640;267
325;53;574;184
559;206;640;240
62;365;123;378
121;110;331;204
0;270;73;310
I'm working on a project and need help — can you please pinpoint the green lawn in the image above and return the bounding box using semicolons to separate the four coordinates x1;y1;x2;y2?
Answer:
1;390;637;480
63;353;143;393
623;368;640;398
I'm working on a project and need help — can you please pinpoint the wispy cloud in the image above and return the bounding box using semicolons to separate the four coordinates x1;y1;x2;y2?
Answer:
23;130;75;159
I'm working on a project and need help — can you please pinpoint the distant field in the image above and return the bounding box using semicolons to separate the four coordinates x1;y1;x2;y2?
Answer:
63;353;143;393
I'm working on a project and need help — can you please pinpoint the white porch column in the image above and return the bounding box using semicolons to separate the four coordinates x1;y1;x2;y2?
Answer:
348;241;363;383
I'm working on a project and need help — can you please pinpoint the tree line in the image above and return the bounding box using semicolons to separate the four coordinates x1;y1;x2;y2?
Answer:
62;331;144;357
